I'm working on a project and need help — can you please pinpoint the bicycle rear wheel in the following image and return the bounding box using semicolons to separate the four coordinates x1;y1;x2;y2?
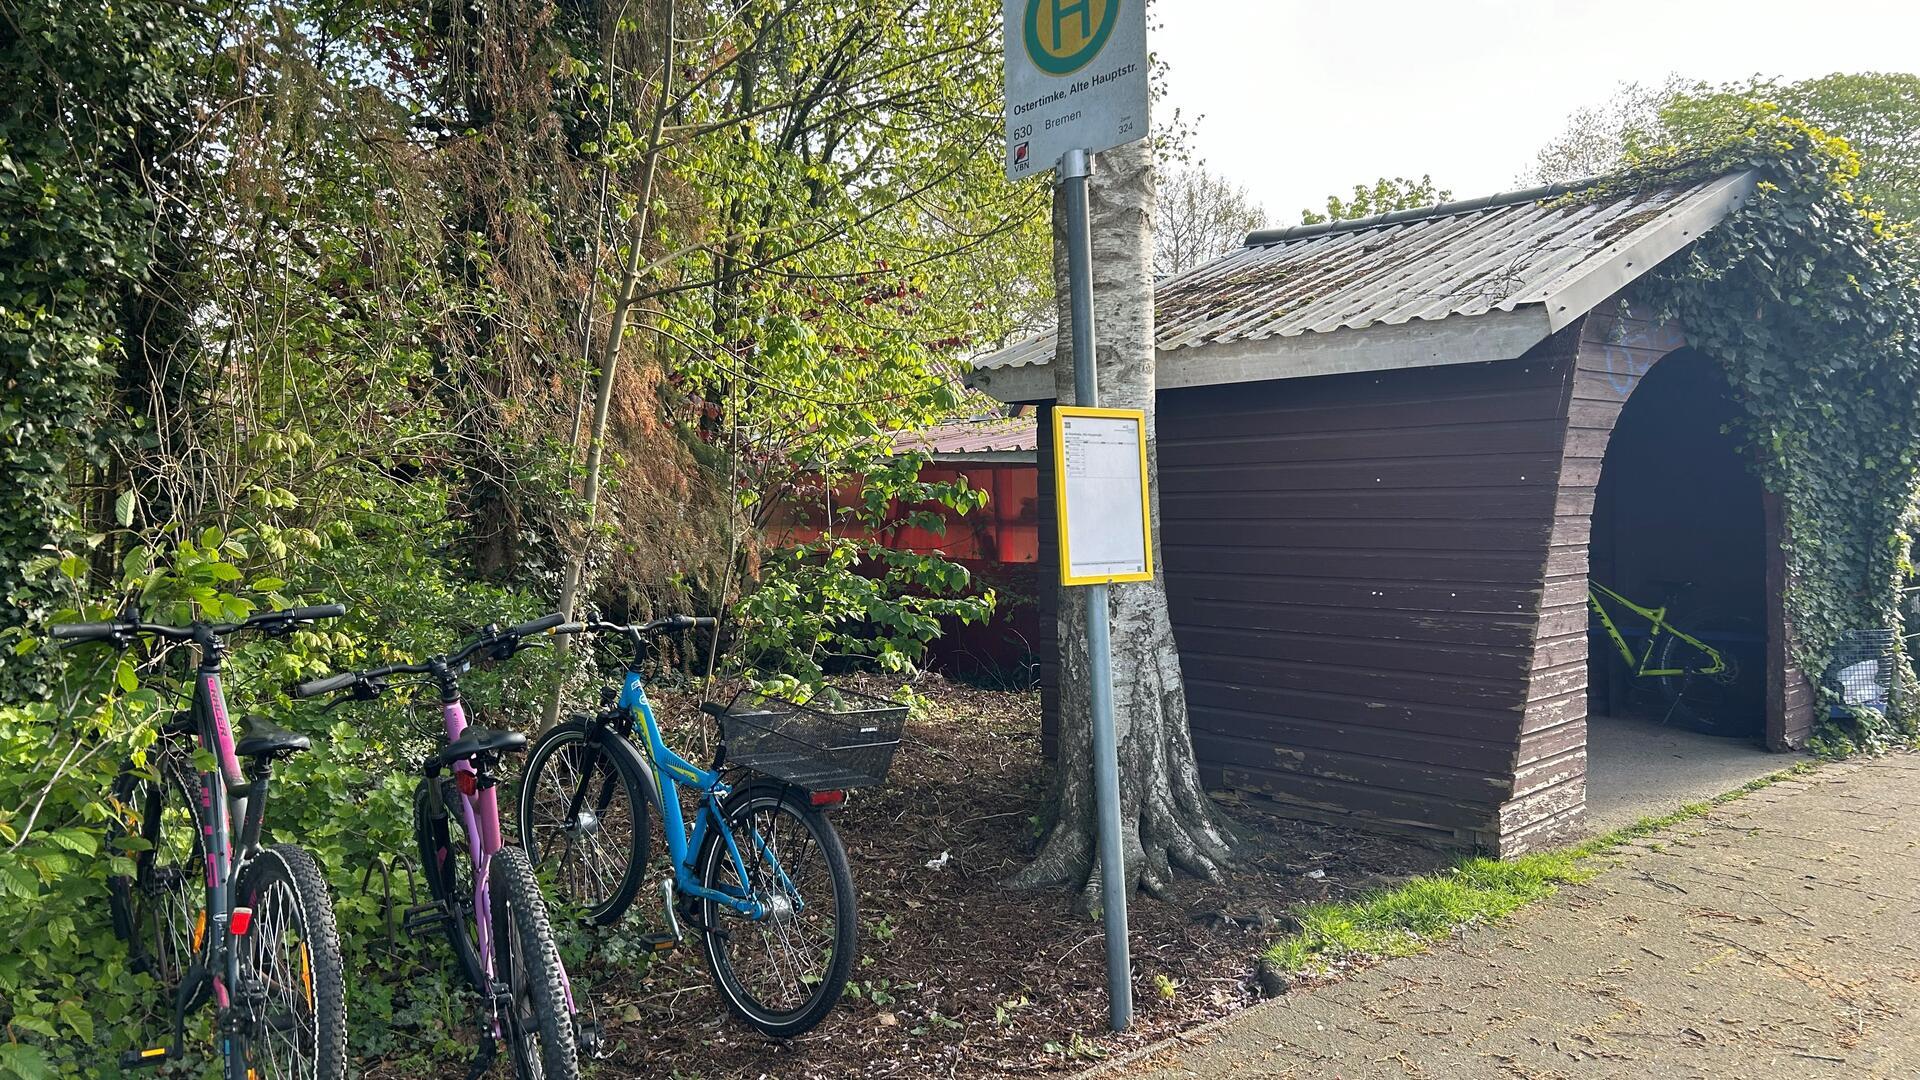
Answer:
1655;614;1764;737
695;785;856;1038
109;744;205;996
517;721;650;925
489;846;580;1080
235;843;347;1080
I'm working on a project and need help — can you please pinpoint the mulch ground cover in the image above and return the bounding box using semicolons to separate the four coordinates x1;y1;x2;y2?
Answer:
566;674;1451;1079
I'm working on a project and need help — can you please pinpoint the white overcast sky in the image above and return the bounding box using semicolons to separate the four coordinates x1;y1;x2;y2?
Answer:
1152;1;1920;225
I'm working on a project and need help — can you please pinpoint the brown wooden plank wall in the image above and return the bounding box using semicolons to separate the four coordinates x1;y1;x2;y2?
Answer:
1148;332;1586;848
1499;313;1679;851
1029;301;1805;855
1763;492;1817;748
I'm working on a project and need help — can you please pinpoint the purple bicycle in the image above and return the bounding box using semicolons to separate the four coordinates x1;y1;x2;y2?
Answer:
296;613;586;1079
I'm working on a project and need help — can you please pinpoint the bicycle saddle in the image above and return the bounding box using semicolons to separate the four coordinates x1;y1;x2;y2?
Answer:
427;725;527;771
235;715;313;758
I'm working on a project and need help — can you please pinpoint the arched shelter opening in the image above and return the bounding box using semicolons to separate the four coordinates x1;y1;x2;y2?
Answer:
1584;347;1774;812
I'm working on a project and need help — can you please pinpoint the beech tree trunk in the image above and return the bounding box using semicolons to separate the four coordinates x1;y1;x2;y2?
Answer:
1008;138;1234;907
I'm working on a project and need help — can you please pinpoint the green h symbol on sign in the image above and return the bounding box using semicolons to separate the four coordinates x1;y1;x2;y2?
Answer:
1050;0;1092;48
1022;0;1117;76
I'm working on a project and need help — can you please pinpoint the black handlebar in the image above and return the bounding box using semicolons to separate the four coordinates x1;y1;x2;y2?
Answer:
293;671;359;699
547;613;718;670
50;605;347;647
553;613;716;637
295;611;580;703
281;604;348;622
507;612;566;638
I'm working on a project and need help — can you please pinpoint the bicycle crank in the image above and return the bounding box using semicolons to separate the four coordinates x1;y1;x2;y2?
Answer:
637;879;685;953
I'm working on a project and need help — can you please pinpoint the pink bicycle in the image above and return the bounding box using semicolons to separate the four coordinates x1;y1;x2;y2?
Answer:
296;613;586;1079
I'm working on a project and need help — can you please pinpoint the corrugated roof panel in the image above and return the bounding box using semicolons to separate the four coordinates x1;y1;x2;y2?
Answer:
974;171;1755;373
893;416;1037;456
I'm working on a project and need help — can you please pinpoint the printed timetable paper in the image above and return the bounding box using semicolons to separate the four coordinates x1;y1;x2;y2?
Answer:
1053;407;1153;585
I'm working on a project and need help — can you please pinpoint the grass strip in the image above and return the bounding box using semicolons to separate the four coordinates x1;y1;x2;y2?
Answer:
1264;761;1818;975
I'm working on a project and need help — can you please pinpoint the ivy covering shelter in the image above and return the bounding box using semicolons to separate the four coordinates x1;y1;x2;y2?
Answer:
973;127;1920;853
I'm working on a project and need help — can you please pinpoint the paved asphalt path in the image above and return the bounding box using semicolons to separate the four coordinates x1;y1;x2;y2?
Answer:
1096;755;1920;1079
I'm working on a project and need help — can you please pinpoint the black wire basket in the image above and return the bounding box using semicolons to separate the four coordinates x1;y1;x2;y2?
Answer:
712;686;908;791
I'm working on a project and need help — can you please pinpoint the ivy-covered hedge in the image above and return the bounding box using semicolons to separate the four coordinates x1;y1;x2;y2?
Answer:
0;0;183;675
1592;110;1920;752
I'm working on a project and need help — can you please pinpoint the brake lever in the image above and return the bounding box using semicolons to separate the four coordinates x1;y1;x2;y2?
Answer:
323;677;387;711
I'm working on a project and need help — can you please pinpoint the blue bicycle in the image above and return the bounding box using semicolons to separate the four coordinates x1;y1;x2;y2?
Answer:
516;615;900;1037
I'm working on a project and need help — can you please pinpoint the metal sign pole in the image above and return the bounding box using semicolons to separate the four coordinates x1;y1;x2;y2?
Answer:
1058;146;1132;1033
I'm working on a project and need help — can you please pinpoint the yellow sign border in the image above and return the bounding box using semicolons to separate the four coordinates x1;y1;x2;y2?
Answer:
1052;405;1154;586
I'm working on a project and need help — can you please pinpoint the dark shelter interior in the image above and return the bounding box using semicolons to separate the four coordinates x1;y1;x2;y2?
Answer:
1587;348;1767;740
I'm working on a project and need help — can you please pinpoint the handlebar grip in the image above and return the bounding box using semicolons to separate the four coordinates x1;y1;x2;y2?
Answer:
49;622;116;641
552;622;587;635
294;672;358;699
689;616;718;629
507;612;566;638
281;604;347;622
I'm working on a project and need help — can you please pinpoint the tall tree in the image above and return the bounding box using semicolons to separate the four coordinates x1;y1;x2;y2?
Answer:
1299;174;1450;225
1009;137;1233;907
1531;72;1920;221
1154;166;1266;277
1663;73;1920;221
1525;76;1694;185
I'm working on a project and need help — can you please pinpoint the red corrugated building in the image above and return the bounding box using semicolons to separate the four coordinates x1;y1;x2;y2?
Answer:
776;415;1041;681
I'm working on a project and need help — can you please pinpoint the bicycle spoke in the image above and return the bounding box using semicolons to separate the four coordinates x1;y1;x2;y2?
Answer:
244;869;319;1078
526;732;639;916
714;801;840;1014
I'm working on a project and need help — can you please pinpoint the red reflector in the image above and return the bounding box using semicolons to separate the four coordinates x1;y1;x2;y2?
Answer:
809;790;844;807
455;771;479;796
230;907;253;936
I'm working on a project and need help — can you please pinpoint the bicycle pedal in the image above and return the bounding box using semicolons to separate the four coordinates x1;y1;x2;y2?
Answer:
121;1046;172;1069
638;932;680;953
577;1019;604;1057
463;1034;499;1080
401;900;451;937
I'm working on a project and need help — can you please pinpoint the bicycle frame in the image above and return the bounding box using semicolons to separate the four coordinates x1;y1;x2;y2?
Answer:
1587;579;1727;678
615;672;790;920
153;646;275;1078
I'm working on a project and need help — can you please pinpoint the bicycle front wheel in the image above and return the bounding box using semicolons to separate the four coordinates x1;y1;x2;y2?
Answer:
489;846;580;1080
235;843;348;1080
695;785;856;1038
517;721;650;925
